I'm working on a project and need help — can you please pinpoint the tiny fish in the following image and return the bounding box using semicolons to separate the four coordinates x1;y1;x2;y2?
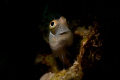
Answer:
49;16;73;68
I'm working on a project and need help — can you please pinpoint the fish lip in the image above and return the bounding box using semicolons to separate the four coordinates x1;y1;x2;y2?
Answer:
59;31;69;35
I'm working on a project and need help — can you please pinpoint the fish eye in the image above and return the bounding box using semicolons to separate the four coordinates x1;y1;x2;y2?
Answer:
51;22;54;26
49;20;57;30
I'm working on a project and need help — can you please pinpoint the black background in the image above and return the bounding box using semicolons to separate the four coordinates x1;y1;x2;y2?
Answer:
0;0;120;80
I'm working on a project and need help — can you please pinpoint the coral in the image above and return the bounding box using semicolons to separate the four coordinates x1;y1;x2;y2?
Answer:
39;20;103;80
35;53;59;73
63;61;83;80
40;61;83;80
40;72;54;80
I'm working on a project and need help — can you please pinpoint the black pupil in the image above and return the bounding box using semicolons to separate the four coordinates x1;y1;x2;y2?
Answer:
51;22;54;26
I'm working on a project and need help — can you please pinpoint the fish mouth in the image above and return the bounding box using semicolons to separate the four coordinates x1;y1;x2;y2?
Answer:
59;31;69;35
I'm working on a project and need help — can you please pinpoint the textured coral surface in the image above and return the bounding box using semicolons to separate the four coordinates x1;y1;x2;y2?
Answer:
39;19;103;80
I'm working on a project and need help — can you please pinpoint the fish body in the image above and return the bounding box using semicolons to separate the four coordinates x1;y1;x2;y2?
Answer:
49;16;73;67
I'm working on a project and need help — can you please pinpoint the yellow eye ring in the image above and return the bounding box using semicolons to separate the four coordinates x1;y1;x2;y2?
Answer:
49;20;58;30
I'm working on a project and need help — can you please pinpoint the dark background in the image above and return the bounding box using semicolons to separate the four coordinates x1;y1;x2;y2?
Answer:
1;0;120;80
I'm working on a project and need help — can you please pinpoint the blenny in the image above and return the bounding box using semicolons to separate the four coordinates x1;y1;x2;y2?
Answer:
49;16;73;68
